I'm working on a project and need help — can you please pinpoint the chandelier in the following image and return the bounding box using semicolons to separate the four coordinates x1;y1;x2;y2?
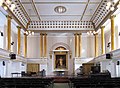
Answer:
106;0;120;11
0;0;16;11
54;6;67;14
25;31;34;36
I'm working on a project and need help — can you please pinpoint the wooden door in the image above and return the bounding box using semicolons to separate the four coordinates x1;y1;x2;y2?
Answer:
82;63;94;75
27;63;39;73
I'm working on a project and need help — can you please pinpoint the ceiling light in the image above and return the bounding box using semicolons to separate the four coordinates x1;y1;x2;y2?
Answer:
10;3;15;10
106;0;117;11
106;6;110;10
54;6;66;14
6;0;11;5
0;0;4;6
110;6;115;11
107;2;112;6
32;31;34;35
4;6;8;10
87;31;97;35
1;0;16;11
25;31;34;36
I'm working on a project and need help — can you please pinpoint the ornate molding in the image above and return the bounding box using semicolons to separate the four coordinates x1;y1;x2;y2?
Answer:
28;21;94;31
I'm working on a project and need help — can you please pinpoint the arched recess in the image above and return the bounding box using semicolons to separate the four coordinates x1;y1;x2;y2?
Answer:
49;42;71;52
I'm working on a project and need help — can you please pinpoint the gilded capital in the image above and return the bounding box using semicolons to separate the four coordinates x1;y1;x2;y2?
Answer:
6;15;12;19
110;15;116;19
100;26;105;29
17;26;21;29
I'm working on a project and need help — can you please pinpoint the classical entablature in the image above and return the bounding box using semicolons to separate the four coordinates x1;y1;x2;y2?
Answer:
1;0;119;31
28;21;94;32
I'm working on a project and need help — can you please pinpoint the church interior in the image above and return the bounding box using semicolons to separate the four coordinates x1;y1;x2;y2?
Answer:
0;0;120;88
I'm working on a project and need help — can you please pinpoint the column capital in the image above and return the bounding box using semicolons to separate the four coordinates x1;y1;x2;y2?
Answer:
94;33;98;36
110;15;116;19
17;26;21;29
78;33;82;35
6;15;12;19
74;33;77;35
24;33;27;36
43;33;47;35
100;26;105;29
26;22;30;29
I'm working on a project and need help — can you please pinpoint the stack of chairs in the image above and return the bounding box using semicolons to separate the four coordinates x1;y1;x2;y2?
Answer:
0;77;54;88
69;77;120;88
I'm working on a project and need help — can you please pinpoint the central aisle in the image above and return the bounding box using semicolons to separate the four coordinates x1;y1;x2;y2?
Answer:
53;83;69;88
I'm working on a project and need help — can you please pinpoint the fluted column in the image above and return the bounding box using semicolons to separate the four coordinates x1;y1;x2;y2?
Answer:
7;15;12;51
40;33;43;57
17;26;21;54
74;34;77;57
95;33;98;57
44;33;47;57
79;33;82;57
101;26;105;54
110;15;115;51
24;34;27;58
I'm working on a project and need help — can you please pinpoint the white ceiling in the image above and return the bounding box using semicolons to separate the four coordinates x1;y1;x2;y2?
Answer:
20;0;102;21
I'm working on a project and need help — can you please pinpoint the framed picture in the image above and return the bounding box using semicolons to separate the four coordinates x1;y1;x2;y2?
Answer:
54;53;68;69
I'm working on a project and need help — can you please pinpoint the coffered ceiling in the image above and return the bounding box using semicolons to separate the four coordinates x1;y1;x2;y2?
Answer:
20;0;102;21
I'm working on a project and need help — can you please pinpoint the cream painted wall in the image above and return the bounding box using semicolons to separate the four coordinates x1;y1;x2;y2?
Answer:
27;35;97;58
27;34;97;75
27;36;40;58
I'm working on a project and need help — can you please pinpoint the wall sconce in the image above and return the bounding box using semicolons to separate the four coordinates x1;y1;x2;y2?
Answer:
11;41;14;45
0;31;3;36
0;0;16;11
107;42;111;47
25;30;34;36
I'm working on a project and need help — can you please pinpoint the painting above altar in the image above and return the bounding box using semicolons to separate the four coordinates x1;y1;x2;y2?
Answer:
55;54;66;69
54;52;68;71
